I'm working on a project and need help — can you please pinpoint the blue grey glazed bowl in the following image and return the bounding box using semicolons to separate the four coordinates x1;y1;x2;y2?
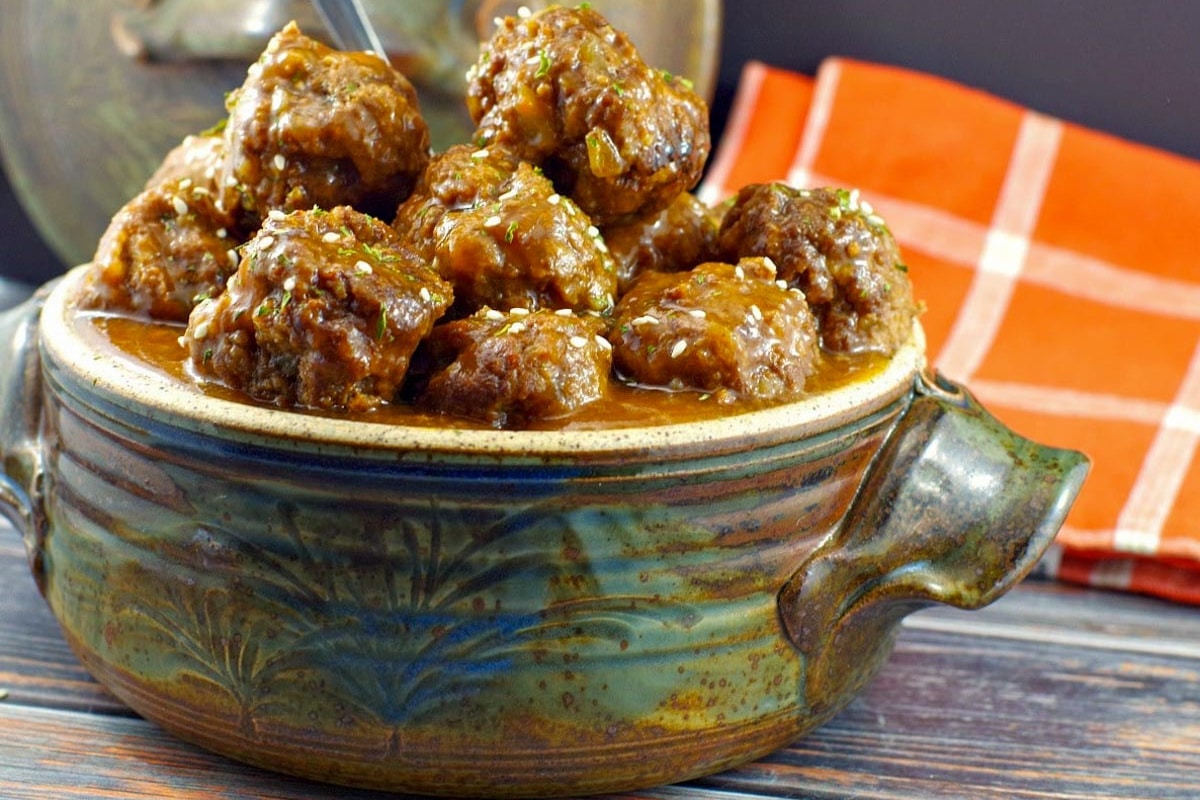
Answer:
0;267;1087;797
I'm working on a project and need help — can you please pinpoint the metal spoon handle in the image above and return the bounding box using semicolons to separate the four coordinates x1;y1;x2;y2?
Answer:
310;0;388;55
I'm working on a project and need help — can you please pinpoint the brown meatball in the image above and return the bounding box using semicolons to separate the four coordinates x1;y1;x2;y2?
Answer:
718;184;917;354
609;258;819;402
394;145;617;316
416;308;612;429
146;135;231;204
466;5;710;225
393;143;523;245
79;175;242;322
185;206;452;411
145;132;258;237
222;22;430;221
603;192;719;294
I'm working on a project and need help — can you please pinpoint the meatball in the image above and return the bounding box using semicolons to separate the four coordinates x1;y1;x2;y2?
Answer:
416;307;612;428
79;174;242;322
222;22;430;221
466;5;710;225
609;258;819;402
185;206;452;411
393;143;523;245
718;183;918;354
146;135;233;205
603;192;719;294
144;132;258;236
394;145;617;316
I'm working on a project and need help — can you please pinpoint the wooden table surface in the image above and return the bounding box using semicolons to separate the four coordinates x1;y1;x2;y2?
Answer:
2;521;1198;800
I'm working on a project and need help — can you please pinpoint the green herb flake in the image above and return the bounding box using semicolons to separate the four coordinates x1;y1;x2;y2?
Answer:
362;242;401;263
375;306;388;340
535;48;551;79
505;221;518;243
200;117;228;137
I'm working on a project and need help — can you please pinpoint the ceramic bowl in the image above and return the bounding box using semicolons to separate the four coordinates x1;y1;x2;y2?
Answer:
0;267;1087;797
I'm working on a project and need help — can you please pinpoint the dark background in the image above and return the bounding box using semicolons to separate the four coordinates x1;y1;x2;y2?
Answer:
3;0;1199;291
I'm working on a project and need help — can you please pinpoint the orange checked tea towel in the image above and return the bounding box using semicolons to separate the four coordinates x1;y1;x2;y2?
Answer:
699;58;1200;604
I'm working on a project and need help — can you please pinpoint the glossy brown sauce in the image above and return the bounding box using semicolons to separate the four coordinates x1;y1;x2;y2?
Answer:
84;313;889;431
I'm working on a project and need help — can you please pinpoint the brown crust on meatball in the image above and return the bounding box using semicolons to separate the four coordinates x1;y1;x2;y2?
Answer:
718;183;918;354
416;307;611;428
222;22;430;221
466;5;710;225
185;206;452;411
609;258;820;402
603;192;720;294
395;145;617;316
79;176;243;322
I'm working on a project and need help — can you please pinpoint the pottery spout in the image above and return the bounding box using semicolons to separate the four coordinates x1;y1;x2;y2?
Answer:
777;370;1089;714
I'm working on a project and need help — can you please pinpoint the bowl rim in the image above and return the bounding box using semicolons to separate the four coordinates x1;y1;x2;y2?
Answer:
41;265;926;459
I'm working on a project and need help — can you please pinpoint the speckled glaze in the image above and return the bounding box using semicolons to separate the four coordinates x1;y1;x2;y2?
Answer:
0;267;1088;798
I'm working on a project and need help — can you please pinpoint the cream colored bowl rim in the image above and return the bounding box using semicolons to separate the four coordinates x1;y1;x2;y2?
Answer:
41;266;925;458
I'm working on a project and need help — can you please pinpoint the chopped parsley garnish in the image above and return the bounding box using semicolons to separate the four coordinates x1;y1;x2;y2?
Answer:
361;242;401;263
200;117;228;137
375;306;388;340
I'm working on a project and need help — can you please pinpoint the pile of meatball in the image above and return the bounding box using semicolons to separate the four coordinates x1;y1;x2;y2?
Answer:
79;5;917;429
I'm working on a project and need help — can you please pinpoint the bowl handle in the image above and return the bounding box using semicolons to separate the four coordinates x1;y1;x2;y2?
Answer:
777;370;1089;712
0;284;51;590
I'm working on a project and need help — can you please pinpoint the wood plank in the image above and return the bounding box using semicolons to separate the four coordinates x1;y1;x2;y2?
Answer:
908;578;1200;656
698;625;1200;799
